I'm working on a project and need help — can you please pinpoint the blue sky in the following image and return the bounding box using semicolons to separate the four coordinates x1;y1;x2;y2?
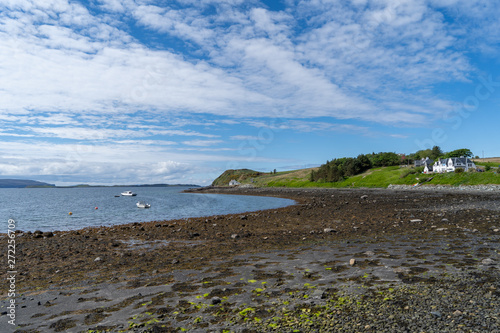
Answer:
1;0;499;186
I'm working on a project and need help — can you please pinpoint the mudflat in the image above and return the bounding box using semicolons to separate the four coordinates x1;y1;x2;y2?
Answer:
1;187;499;332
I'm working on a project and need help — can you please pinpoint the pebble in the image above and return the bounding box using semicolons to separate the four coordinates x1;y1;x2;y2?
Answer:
481;258;495;266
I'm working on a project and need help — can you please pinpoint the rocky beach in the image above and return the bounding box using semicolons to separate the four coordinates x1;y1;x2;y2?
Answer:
1;187;499;332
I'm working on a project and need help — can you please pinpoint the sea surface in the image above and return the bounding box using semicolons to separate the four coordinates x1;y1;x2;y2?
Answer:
0;186;295;232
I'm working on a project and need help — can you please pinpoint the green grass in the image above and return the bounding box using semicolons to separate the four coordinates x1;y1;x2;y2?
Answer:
220;166;500;188
474;161;500;168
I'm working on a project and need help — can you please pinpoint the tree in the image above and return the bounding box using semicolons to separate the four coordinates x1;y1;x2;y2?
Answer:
357;154;372;171
445;148;473;158
430;146;443;160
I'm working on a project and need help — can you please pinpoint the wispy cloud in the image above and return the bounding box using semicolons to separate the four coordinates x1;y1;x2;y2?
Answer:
182;139;223;147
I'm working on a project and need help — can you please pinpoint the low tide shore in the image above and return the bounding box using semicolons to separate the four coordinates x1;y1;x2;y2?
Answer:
1;187;499;332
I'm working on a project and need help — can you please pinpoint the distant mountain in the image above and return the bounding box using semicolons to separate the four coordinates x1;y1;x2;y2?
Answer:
0;179;56;188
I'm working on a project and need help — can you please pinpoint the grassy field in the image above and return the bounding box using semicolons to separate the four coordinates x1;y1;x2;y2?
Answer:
214;164;500;188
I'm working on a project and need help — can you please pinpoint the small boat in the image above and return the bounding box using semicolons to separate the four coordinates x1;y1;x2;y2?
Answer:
121;191;137;196
136;201;151;208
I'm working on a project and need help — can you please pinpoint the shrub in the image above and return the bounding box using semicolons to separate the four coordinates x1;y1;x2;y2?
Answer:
485;165;491;171
454;168;464;173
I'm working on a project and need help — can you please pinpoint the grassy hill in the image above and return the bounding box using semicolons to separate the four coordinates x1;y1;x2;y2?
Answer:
213;164;500;188
211;169;264;186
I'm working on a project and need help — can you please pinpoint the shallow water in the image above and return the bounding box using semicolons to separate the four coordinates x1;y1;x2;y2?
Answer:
0;186;294;232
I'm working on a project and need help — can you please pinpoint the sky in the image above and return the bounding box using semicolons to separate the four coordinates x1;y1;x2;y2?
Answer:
1;0;500;186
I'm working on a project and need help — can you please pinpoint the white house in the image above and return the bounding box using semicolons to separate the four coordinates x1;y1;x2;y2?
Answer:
415;157;434;173
432;157;476;173
229;179;241;186
432;158;448;173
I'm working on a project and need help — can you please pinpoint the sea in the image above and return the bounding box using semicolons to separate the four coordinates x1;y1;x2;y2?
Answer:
0;186;295;232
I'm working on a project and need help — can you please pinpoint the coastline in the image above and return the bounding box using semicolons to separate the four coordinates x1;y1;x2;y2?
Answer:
1;187;499;332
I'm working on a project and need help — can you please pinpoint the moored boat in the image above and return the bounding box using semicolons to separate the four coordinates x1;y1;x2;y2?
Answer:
136;201;151;208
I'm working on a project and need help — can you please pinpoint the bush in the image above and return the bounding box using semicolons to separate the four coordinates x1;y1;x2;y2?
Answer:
485;165;491;171
455;168;464;173
415;166;424;173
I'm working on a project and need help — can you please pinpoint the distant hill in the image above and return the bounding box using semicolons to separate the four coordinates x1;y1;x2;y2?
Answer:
0;179;55;188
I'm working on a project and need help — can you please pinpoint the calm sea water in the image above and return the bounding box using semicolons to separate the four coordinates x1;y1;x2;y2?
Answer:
0;186;295;232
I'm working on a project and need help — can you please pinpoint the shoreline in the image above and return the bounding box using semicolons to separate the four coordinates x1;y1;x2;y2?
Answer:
1;187;499;332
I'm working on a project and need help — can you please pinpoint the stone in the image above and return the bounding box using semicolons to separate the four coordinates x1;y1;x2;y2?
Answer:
430;311;442;318
349;259;356;266
410;219;423;223
452;310;463;316
231;234;240;239
360;195;368;199
323;228;336;233
94;257;102;262
481;258;495;266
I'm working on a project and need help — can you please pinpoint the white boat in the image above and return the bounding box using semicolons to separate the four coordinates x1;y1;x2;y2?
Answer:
121;191;137;196
136;201;150;208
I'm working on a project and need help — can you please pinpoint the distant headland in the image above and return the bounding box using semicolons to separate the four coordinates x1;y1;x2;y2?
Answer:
0;179;200;188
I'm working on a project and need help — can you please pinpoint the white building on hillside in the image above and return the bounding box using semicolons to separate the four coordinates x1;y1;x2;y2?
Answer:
432;157;476;173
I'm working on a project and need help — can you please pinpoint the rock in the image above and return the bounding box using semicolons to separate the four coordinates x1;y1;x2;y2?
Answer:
364;251;375;256
94;257;102;262
211;297;222;305
452;310;463;316
323;228;336;233
349;259;356;266
430;311;442;318
360;195;368;199
481;258;495;266
231;234;240;239
435;228;448;231
410;219;423;223
171;259;179;264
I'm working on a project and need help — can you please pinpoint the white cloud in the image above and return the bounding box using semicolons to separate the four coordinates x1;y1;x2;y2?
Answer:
0;0;487;124
182;139;223;147
230;135;260;140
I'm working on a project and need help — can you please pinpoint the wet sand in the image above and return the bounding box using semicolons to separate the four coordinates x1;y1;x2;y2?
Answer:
1;187;499;332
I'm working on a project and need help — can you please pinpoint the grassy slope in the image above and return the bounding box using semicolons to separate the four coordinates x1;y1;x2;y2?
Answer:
222;165;500;188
